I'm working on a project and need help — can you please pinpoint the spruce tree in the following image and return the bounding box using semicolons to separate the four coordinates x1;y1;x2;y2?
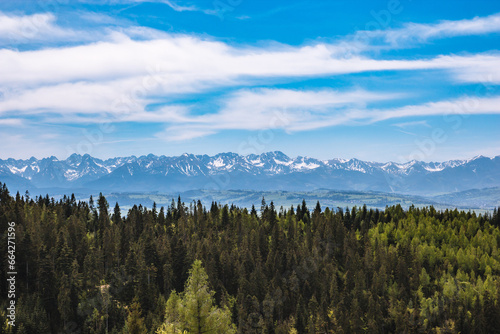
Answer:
157;260;237;334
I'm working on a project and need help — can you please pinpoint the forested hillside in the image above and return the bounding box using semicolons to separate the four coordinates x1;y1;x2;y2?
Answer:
1;181;500;333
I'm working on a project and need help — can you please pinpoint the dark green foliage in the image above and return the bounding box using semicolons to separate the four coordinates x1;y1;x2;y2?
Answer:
1;181;500;333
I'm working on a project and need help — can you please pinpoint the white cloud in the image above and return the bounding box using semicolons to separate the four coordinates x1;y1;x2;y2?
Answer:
157;91;500;141
1;11;500;137
78;0;219;16
0;119;23;126
0;10;173;48
0;11;144;47
446;55;500;84
393;120;431;128
0;30;499;125
159;0;198;12
206;88;398;131
0;12;76;44
372;95;500;122
398;12;500;40
0;80;136;115
161;0;216;15
1;11;498;90
357;12;500;48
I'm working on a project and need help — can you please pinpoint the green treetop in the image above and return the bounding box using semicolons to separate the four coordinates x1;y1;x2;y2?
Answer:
157;260;237;334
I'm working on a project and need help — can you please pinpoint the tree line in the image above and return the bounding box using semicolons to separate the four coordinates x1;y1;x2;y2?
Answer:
1;181;500;333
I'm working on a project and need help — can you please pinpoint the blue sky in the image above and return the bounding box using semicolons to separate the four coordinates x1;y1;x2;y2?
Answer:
0;0;499;162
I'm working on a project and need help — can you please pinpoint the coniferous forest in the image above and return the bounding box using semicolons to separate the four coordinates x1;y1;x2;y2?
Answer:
2;181;500;334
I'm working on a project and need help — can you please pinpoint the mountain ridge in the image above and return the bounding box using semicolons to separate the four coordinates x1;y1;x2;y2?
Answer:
1;151;499;196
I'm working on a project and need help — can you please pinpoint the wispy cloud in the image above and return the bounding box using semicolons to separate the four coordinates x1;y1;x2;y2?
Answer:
0;118;24;126
157;92;500;141
161;0;216;15
78;0;219;16
371;95;500;122
136;0;218;15
0;27;499;123
1;10;500;149
160;0;199;12
356;12;500;48
393;120;431;128
0;12;77;44
0;11;156;46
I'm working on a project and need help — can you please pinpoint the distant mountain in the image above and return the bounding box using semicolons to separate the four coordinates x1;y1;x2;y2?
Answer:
432;187;500;209
1;152;499;196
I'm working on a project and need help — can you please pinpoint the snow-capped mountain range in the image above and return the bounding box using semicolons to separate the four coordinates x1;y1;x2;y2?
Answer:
0;152;499;195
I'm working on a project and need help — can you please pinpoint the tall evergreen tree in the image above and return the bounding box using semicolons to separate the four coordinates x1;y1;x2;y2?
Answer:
157;260;237;334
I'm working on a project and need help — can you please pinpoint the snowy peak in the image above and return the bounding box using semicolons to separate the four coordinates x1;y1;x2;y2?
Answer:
0;152;499;195
291;156;321;171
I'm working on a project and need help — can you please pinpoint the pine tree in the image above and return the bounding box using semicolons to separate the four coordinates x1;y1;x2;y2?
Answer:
157;260;237;334
112;202;122;225
251;205;257;217
125;299;147;334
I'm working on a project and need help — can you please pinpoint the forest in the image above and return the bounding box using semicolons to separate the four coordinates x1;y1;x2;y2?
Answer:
1;181;500;333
